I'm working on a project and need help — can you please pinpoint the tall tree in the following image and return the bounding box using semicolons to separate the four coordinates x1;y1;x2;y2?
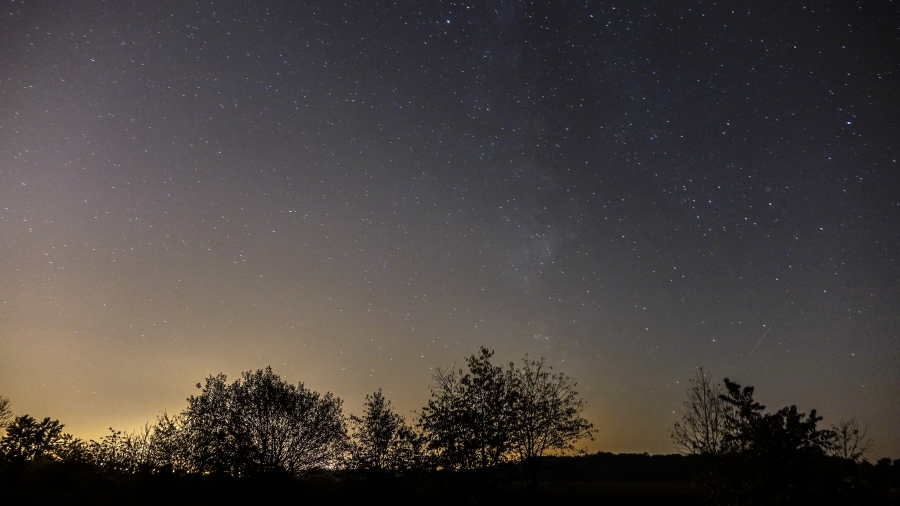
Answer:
670;368;729;456
718;378;767;455
419;347;594;487
508;355;594;490
418;348;515;473
348;389;419;472
148;412;192;474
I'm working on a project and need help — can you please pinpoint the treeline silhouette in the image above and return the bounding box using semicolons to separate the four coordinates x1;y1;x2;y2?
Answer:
0;351;897;505
667;368;899;505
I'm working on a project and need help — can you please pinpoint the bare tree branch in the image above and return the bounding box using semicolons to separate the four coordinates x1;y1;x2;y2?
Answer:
829;417;873;462
671;368;729;456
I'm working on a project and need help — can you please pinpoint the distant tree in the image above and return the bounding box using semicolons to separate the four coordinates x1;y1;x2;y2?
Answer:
419;348;515;474
0;415;67;462
508;355;594;490
829;417;873;462
180;367;347;476
348;389;419;472
671;368;729;456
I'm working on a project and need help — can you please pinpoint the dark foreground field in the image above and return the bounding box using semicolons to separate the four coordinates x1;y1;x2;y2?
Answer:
3;474;701;506
3;452;898;505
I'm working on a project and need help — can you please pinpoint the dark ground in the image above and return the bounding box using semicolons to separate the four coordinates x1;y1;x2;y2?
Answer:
3;453;898;505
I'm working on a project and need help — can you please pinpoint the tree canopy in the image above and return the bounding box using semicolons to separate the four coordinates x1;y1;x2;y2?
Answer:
418;347;593;488
671;371;855;505
348;389;419;472
0;415;67;462
508;355;594;489
671;368;729;456
176;367;347;476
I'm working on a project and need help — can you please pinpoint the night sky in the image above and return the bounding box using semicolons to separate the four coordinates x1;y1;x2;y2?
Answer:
1;1;898;458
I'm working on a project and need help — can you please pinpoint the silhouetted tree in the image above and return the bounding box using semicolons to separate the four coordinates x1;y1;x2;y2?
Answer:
709;378;835;505
670;368;728;456
508;355;594;490
718;378;766;455
829;417;873;462
669;370;736;503
0;415;66;462
348;389;420;472
89;424;155;473
147;412;192;474
180;367;347;476
671;372;857;505
419;348;515;474
720;378;833;458
420;348;594;489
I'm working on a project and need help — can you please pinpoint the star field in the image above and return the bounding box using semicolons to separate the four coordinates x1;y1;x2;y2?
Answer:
0;1;897;457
